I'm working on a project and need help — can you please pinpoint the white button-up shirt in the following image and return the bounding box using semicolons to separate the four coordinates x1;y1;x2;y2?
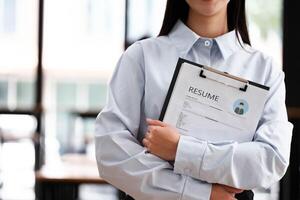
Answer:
95;20;293;200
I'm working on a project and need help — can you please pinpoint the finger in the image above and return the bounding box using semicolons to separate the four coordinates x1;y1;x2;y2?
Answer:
145;132;151;140
147;125;155;133
148;125;164;135
151;126;165;134
143;139;151;152
222;185;243;194
146;118;167;127
142;138;149;147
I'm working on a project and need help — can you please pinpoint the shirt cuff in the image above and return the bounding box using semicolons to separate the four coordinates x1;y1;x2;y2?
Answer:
181;177;212;200
174;135;207;179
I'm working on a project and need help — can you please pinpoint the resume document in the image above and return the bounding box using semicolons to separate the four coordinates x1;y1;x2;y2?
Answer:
160;59;269;143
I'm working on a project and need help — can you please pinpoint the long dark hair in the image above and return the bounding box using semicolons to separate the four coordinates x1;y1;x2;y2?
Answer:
158;0;251;46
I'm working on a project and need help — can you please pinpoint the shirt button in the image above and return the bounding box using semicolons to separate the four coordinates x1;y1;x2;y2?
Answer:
204;40;211;47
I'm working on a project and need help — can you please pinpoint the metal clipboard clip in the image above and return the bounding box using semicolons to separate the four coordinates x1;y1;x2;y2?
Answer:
199;66;249;92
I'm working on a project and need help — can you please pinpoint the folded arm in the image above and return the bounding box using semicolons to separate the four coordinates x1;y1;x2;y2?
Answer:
95;43;212;200
173;70;293;189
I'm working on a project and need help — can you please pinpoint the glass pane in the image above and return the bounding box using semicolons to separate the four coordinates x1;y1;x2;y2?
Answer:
128;0;167;42
0;0;38;71
16;81;35;108
43;0;125;74
0;0;16;33
0;0;38;110
88;83;107;110
55;82;77;153
43;0;125;158
56;112;74;153
56;82;77;110
0;80;8;107
246;0;283;66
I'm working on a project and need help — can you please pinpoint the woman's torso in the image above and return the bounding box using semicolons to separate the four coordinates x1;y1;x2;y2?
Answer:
132;20;281;143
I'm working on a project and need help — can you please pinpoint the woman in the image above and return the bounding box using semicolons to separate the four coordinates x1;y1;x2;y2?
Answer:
95;0;293;199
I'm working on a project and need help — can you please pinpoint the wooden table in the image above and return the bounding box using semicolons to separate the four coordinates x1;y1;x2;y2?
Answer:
35;154;108;200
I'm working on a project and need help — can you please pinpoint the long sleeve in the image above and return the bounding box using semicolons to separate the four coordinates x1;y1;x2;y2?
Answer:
95;43;211;200
173;67;293;190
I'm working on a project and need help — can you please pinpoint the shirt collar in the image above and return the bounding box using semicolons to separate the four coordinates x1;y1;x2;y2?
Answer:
168;20;244;60
168;20;199;56
214;30;244;60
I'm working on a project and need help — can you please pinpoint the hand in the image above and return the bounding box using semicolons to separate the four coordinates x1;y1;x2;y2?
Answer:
142;118;180;161
210;184;244;200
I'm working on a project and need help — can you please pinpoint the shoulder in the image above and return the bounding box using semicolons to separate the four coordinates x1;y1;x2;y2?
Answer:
128;36;175;55
117;36;172;72
122;36;177;69
241;44;284;87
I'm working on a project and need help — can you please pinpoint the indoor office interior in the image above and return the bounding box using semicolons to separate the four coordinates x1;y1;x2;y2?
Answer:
0;0;299;200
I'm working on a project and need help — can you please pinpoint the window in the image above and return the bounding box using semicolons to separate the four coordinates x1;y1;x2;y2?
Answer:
127;0;167;42
43;0;124;72
42;0;125;156
0;0;38;109
247;0;283;66
0;0;16;33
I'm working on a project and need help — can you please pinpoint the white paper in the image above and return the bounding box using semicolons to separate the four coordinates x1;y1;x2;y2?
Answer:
163;62;269;143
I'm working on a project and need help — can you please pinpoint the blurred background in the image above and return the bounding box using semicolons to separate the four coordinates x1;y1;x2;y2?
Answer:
0;0;299;199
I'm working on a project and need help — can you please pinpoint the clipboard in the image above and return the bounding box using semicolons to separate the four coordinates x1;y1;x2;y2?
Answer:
159;58;270;143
